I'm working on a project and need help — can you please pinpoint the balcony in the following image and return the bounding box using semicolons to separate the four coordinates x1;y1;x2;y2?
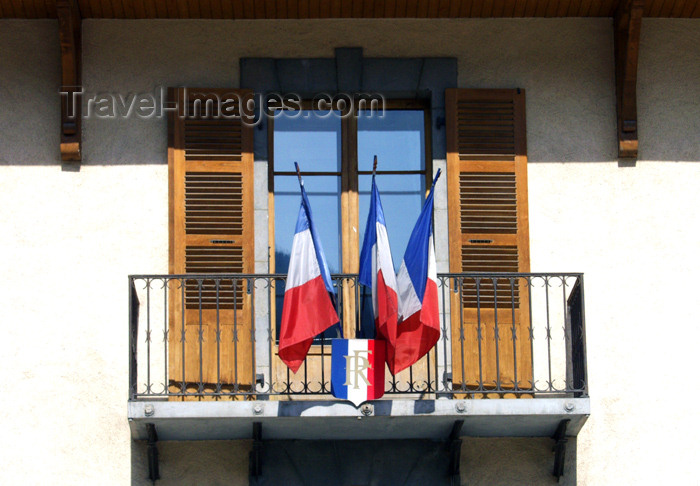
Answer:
127;273;589;442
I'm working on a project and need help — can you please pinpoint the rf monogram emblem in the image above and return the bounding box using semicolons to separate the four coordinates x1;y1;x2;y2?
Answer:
331;339;386;406
344;349;373;389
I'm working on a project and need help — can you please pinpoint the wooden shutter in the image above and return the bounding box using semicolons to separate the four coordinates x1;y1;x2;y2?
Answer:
168;88;255;396
446;89;532;395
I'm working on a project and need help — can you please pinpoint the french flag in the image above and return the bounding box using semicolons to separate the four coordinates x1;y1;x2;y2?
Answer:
358;173;399;374
393;169;442;374
279;164;340;373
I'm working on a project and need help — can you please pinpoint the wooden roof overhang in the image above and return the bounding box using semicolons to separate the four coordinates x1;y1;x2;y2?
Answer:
3;1;698;162
3;0;700;18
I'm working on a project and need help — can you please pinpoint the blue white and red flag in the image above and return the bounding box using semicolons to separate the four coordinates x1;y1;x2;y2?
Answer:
359;173;399;373
393;169;442;374
279;163;340;373
331;339;385;406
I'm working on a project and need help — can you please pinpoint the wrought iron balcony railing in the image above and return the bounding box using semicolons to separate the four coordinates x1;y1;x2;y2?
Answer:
129;273;587;401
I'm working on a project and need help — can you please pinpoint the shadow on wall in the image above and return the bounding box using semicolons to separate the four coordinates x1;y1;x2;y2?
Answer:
130;439;252;486
4;104;699;166
461;437;578;486
130;436;577;485
2;19;699;166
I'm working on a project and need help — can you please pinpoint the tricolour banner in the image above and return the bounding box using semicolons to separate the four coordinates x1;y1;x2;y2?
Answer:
358;172;399;373
331;339;385;406
393;169;442;374
278;163;340;373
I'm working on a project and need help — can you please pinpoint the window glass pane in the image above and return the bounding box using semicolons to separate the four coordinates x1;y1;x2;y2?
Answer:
273;110;341;173
358;110;425;172
359;173;424;270
358;110;426;266
273;175;341;274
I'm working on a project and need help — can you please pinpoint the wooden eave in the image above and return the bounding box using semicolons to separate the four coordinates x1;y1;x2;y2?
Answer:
57;0;81;161
615;0;645;158
1;0;700;19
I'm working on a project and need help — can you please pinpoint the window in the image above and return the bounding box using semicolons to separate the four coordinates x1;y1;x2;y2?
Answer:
166;86;531;390
270;100;432;340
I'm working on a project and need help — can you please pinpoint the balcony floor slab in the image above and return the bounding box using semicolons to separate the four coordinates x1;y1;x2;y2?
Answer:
128;397;589;441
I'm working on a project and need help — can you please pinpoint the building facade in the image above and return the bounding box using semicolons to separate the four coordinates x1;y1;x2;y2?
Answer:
1;2;699;484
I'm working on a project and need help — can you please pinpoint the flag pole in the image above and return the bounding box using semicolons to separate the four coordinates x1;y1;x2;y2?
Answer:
373;155;378;176
294;161;308;219
294;160;343;339
431;168;442;188
294;161;303;186
294;161;310;220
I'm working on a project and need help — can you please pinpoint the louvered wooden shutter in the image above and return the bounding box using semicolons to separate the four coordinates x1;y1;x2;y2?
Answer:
168;88;255;395
446;89;532;395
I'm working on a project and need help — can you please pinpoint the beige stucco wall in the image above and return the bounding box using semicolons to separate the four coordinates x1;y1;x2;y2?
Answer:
1;17;699;484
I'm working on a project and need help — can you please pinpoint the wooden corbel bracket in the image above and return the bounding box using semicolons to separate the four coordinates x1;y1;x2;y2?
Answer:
614;0;644;159
57;0;82;162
